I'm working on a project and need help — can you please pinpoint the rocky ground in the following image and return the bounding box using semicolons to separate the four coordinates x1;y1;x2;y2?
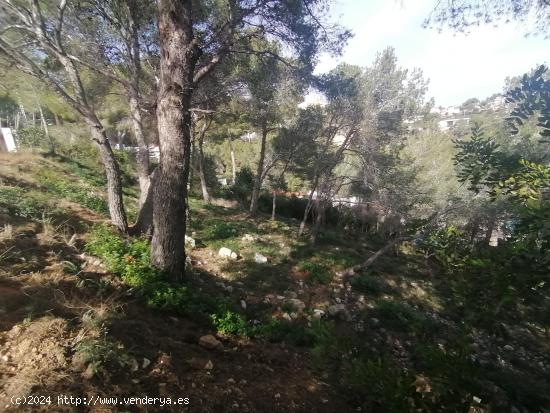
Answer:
1;153;549;412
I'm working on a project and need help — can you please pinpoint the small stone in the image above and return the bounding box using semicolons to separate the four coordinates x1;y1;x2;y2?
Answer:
81;364;95;380
254;253;268;264
228;378;236;384
285;298;306;312
241;300;247;310
274;393;281;399
230;251;238;259
199;334;223;350
503;345;514;352
129;358;139;372
282;312;292;321
219;247;235;258
313;309;325;319
204;360;214;370
142;358;151;369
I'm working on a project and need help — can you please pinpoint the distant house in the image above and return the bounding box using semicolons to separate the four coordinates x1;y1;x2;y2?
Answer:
438;117;471;131
0;128;16;152
487;95;507;111
240;131;259;142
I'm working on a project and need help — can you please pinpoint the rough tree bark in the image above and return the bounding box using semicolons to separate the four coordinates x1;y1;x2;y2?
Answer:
150;0;197;279
250;123;268;215
198;121;211;203
271;190;277;220
230;140;237;184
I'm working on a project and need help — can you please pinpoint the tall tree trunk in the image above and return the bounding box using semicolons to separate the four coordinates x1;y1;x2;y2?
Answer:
37;104;54;154
229;139;237;184
311;198;325;244
271;190;277;220
150;0;197;279
127;5;151;211
198;122;211;203
129;93;150;208
250;123;268;215
298;175;319;236
87;121;128;233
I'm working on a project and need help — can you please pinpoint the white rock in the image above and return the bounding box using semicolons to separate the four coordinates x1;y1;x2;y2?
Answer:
242;234;256;242
142;358;151;369
254;253;268;264
219;247;238;259
185;235;196;248
240;300;247;310
282;313;292;322
312;309;325;319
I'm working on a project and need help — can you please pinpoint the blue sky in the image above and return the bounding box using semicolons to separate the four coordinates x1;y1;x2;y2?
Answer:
314;0;548;106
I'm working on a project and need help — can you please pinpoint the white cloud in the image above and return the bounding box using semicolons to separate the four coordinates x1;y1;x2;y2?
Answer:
314;0;548;106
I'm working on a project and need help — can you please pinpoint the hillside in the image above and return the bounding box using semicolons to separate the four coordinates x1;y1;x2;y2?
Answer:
0;152;549;412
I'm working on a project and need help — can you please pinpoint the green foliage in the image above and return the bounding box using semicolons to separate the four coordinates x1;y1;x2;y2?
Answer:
0;187;49;219
75;337;131;376
255;318;318;347
210;311;249;336
85;225;158;287
373;300;436;334
506;65;549;137
15;126;50;150
453;123;504;192
420;225;471;272
201;220;240;240
37;169;108;214
227;166;254;205
351;273;393;295
297;260;331;284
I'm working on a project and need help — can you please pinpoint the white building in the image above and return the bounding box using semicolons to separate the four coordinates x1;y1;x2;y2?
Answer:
438;117;471;131
0;128;16;152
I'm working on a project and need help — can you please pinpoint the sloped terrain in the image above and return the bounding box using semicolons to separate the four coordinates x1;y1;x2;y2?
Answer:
0;153;549;412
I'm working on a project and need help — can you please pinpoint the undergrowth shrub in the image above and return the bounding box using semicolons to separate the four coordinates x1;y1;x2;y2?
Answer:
37;169;108;214
351;273;394;295
0;187;48;219
297;260;331;284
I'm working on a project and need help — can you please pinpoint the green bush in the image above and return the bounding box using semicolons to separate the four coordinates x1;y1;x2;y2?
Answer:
373;300;435;334
351;273;393;295
85;225;158;287
75;337;131;376
297;260;331;284
15;126;51;151
37;169;108;214
0;187;48;219
202;220;239;240
210;311;249;336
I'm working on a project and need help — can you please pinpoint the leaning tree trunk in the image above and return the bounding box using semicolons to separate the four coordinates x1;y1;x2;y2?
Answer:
250;124;268;215
298;174;320;236
87;121;128;233
150;0;196;280
198;123;211;203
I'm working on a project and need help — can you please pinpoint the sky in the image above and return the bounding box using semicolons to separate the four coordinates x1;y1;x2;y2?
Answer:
312;0;549;107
